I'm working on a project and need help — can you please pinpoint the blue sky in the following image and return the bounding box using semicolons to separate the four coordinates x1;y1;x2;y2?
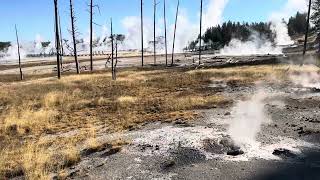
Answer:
0;0;293;42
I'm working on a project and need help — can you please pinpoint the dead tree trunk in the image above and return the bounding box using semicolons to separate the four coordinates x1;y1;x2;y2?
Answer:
58;12;63;69
141;0;144;67
171;0;180;66
69;0;80;74
199;0;203;65
15;25;23;81
111;18;115;80
163;0;168;66
153;0;157;65
54;0;61;79
303;0;312;57
90;0;93;71
58;12;64;56
115;40;118;68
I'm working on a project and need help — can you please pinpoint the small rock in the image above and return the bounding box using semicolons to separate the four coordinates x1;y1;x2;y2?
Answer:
161;160;175;170
227;149;244;156
273;148;296;158
100;147;121;157
224;112;231;116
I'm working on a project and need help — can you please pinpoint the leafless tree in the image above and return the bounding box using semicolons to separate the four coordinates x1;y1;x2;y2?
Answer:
140;0;144;67
90;0;93;71
111;18;115;80
199;0;203;65
69;0;80;74
58;12;64;69
15;25;23;80
58;12;64;56
164;0;168;66
303;0;312;57
153;0;159;65
171;0;180;66
141;0;144;67
54;0;61;79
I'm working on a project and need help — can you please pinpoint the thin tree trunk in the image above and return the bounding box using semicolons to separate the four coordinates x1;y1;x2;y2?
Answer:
303;0;312;58
115;41;118;68
15;25;23;80
58;11;63;69
90;0;93;71
58;12;64;56
163;0;168;66
141;0;144;67
153;0;156;65
111;18;115;80
54;0;61;79
171;0;179;66
115;40;118;80
70;0;80;74
199;0;203;65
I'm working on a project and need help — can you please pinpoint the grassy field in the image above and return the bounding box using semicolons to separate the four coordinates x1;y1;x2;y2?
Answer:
0;64;318;179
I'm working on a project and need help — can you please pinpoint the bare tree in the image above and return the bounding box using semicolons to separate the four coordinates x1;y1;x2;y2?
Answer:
111;18;115;80
90;0;93;71
69;0;80;74
54;0;61;79
163;0;168;66
58;11;64;69
141;0;144;67
199;0;203;65
303;0;312;57
58;12;64;56
153;0;159;65
15;25;23;80
171;0;180;66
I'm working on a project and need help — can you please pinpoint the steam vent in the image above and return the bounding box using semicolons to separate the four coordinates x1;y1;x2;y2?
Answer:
0;0;320;179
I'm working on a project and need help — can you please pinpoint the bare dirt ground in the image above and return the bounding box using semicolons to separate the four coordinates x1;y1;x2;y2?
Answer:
63;66;320;180
0;53;319;180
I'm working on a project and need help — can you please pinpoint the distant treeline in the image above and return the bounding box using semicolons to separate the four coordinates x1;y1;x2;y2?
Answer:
186;21;275;51
186;12;308;51
0;42;11;51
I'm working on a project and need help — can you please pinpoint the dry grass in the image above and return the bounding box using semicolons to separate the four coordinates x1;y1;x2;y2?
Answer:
0;64;316;179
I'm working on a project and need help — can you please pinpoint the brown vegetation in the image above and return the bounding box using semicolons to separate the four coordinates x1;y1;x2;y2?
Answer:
0;64;316;179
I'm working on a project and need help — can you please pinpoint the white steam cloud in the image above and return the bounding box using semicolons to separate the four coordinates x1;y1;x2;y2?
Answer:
228;89;271;146
219;0;308;55
119;0;228;53
269;0;308;46
219;32;282;56
290;71;320;89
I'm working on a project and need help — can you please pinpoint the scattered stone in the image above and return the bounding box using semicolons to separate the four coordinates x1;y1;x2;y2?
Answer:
203;137;243;156
128;125;135;131
224;112;231;116
81;143;112;156
174;120;192;127
227;149;244;156
311;87;320;93
272;148;296;158
161;159;176;170
100;146;121;157
138;144;153;151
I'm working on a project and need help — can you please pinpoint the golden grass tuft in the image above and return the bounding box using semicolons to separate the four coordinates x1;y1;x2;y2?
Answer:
117;96;138;103
165;95;229;111
4;108;57;135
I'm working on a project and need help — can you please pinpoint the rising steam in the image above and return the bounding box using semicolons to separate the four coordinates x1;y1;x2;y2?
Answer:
228;89;270;146
219;32;282;56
